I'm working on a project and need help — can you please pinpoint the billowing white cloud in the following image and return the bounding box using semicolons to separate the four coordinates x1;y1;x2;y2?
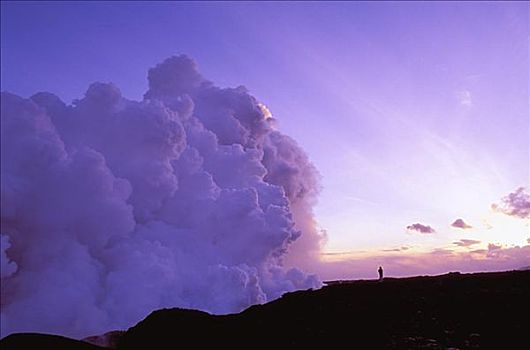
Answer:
0;235;17;279
457;90;473;107
0;56;323;338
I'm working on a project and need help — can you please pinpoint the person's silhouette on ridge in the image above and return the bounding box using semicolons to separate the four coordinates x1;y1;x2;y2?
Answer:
378;266;384;282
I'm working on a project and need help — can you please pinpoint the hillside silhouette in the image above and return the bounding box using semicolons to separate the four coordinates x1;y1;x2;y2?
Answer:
2;270;529;349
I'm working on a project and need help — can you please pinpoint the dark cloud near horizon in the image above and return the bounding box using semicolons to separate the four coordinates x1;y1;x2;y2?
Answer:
488;243;502;251
453;239;481;247
382;246;410;252
0;55;323;338
487;243;505;258
451;218;472;230
406;223;435;234
317;244;530;281
491;187;530;219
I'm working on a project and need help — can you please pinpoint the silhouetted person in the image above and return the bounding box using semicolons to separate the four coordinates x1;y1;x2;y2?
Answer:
378;266;384;281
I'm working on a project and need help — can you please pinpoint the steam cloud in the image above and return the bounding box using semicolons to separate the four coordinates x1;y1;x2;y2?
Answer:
0;56;323;338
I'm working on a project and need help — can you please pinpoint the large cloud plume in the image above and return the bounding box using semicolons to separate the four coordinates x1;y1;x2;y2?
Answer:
0;56;323;338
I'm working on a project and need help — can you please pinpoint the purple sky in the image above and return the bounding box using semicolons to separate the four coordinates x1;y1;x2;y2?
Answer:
1;1;529;277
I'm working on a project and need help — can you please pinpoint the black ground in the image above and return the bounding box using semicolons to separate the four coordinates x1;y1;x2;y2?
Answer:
2;270;529;349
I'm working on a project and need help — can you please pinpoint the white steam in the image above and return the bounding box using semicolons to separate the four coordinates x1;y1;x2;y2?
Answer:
0;56;323;338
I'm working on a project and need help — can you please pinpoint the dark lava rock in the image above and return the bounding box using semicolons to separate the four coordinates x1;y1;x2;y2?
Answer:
0;333;108;350
2;270;529;349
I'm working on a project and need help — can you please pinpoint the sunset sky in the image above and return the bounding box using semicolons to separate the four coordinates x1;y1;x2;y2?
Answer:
1;1;528;279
